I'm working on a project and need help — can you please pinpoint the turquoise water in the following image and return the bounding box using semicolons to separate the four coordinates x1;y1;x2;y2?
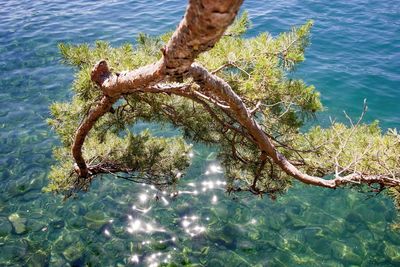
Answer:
1;0;400;266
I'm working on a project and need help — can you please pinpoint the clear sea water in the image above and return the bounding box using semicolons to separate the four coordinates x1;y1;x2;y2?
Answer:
1;0;400;266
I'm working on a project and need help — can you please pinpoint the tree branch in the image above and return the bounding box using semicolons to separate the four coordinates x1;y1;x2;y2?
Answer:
70;0;400;193
188;63;400;189
72;95;119;177
72;0;244;177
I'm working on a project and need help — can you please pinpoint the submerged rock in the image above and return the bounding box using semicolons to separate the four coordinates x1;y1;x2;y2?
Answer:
216;250;253;266
345;212;366;233
27;219;46;233
53;232;82;252
84;211;109;231
331;241;362;265
25;249;49;267
49;220;65;230
232;208;250;223
210;205;229;219
287;214;307;229
0;217;12;237
175;202;191;216
237;240;256;252
268;214;286;231
384;241;400;263
385;228;400;246
0;239;28;262
247;229;261;241
49;251;68;266
63;241;84;262
8;213;27;234
207;258;226;267
200;246;210;255
327;219;346;235
66;216;85;230
0;200;5;212
206;223;238;248
150;240;168;251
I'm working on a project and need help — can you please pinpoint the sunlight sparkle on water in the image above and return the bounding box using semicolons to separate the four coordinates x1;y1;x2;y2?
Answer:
126;219;164;234
127;219;141;233
146;223;154;232
211;195;218;204
199;179;226;193
147;252;167;267
104;229;111;237
129;255;140;264
170;191;179;198
132;205;152;213
181;215;206;236
139;193;148;203
176;190;198;195
161;196;169;205
209;164;223;174
216;180;227;186
194;225;205;232
182;220;191;228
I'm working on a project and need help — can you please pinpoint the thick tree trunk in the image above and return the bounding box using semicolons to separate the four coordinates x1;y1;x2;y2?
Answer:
91;0;244;98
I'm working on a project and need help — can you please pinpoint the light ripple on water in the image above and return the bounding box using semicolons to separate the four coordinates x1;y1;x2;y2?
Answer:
1;0;400;266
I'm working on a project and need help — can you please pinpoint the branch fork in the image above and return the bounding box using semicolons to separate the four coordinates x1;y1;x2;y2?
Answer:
70;0;400;193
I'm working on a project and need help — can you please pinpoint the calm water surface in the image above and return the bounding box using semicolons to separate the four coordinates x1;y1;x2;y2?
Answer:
1;0;400;266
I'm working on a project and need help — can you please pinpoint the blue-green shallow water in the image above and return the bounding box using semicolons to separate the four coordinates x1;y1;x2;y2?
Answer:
1;0;400;266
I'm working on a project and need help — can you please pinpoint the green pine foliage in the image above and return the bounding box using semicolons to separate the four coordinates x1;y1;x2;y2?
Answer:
47;13;400;206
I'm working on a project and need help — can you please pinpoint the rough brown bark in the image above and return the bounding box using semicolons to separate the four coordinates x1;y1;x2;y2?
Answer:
72;0;243;176
71;0;400;192
94;0;244;98
189;63;337;188
163;0;244;76
72;95;118;177
188;63;400;189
